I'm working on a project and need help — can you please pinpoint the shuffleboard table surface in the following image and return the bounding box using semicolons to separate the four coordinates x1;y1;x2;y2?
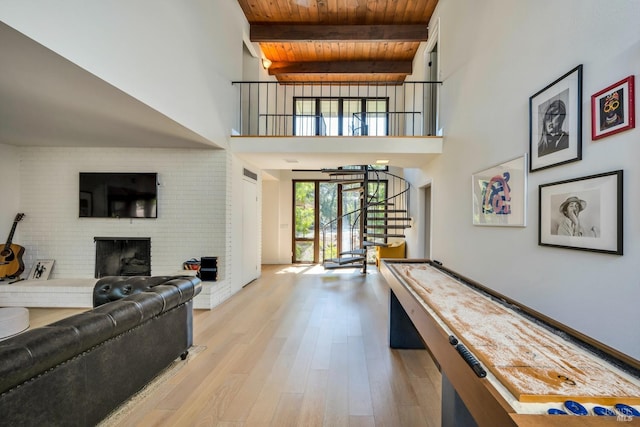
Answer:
392;263;640;405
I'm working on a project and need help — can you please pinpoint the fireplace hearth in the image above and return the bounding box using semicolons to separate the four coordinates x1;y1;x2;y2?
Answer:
94;237;151;278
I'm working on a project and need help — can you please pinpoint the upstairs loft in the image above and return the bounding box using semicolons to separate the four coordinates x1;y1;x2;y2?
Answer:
229;80;444;169
0;21;442;170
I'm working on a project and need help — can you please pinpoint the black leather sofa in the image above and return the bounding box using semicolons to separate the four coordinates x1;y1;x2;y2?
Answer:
0;275;201;426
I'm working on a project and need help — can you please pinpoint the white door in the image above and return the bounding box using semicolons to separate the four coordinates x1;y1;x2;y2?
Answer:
242;178;258;286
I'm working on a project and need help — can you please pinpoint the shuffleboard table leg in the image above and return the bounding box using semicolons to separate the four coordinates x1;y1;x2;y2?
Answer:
389;290;426;349
442;373;479;427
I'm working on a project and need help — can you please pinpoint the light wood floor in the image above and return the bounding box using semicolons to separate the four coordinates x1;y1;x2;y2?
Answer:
28;264;442;427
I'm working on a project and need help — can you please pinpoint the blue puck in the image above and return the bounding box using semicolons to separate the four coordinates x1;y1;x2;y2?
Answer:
564;400;588;416
615;403;640;416
593;406;616;416
547;408;567;415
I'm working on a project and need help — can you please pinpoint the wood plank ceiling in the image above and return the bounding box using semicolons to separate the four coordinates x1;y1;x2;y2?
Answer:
236;0;439;83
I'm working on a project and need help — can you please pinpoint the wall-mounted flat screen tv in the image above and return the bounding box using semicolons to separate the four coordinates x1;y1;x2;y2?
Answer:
79;172;158;218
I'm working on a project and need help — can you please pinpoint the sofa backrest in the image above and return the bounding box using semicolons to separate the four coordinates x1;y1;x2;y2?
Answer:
0;275;201;395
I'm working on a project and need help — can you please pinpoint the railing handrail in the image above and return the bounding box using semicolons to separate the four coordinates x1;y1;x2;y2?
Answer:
232;80;442;85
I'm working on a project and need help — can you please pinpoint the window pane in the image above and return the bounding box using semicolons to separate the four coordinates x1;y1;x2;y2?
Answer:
319;99;339;136
366;99;388;136
319;182;338;261
343;100;363;136
295;241;314;263
295;100;316;136
294;182;315;238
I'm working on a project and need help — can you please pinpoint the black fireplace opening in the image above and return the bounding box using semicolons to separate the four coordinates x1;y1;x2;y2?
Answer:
94;237;151;278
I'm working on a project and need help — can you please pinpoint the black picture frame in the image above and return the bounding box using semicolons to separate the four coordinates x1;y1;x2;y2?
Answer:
529;65;583;172
538;170;623;255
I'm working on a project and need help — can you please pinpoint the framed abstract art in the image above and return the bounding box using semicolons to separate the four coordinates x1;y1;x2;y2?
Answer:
472;155;527;227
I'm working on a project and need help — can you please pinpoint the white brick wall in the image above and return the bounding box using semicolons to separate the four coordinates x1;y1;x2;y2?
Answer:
17;147;229;299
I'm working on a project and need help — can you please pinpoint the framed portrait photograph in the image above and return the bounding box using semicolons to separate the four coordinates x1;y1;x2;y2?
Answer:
28;259;55;280
472;155;527;227
538;170;622;255
591;75;635;140
529;65;583;172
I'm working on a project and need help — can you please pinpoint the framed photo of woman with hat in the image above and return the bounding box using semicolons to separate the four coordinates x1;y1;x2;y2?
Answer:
538;170;622;255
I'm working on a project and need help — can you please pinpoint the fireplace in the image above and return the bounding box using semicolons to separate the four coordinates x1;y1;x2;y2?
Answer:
94;237;151;278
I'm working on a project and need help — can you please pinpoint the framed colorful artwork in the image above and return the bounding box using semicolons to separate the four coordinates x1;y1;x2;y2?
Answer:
529;65;583;172
538;170;622;255
591;75;635;140
472;155;527;227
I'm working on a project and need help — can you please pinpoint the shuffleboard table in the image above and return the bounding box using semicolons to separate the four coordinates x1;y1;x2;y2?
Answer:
380;259;640;426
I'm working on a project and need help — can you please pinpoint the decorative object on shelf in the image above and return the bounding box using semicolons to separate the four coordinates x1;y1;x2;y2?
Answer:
199;256;218;281
0;213;25;279
591;75;635;140
538;170;622;255
28;259;55;280
529;65;583;172
472;155;527;227
182;258;201;271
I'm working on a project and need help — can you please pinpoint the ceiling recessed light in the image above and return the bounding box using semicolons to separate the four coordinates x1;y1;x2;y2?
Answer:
375;159;389;164
284;159;299;163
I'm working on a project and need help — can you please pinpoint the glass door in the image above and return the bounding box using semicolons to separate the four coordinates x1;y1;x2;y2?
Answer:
293;180;339;263
293;181;316;263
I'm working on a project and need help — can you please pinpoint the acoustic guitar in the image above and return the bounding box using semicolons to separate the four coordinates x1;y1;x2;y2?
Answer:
0;213;26;279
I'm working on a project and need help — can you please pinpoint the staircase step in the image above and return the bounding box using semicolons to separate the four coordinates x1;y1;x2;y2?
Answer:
324;262;365;270
366;224;411;230
365;233;406;238
367;216;411;220
324;256;366;265
363;241;388;247
367;209;407;214
323;169;366;176
342;186;364;193
340;249;366;256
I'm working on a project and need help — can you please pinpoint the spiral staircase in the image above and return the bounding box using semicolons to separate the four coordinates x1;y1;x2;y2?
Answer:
321;166;411;273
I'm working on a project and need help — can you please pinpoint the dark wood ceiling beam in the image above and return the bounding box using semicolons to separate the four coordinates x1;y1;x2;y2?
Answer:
268;61;412;75
251;24;428;42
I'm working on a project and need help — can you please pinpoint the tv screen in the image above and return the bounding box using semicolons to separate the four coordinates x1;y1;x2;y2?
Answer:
79;172;158;218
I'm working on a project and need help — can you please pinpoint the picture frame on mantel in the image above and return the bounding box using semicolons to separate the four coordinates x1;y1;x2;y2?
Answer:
529;65;583;172
538;170;622;255
28;259;55;280
472;155;527;227
591;75;635;140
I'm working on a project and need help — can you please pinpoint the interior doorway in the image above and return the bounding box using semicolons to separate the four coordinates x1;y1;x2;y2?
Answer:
418;183;432;259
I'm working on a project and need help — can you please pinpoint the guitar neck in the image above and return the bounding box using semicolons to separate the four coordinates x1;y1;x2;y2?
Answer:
4;214;24;248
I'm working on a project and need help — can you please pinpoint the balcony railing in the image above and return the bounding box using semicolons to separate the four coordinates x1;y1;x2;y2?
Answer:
231;81;440;137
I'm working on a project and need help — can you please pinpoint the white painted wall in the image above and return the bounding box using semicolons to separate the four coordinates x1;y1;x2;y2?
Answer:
0;144;22;280
0;0;249;147
0;144;21;236
405;0;640;359
261;180;281;264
